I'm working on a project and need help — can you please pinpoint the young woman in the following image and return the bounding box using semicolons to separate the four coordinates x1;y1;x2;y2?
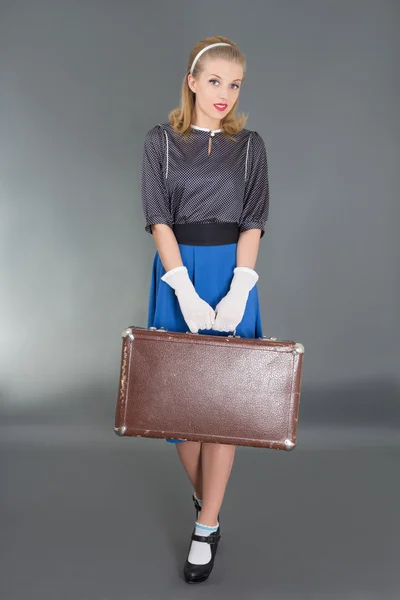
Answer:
141;35;269;583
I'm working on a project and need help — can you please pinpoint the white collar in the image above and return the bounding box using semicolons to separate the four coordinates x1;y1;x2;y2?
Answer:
191;124;222;133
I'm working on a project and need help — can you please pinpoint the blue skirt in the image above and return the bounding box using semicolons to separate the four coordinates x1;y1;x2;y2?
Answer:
147;242;263;443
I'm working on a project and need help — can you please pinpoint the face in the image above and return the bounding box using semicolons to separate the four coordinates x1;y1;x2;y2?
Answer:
188;58;243;128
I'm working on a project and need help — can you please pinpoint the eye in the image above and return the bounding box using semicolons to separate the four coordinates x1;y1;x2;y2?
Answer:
209;79;240;90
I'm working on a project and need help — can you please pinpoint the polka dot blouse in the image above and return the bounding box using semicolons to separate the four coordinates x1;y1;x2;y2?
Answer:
141;122;269;238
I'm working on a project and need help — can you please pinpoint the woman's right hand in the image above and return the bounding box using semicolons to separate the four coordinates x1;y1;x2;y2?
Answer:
161;266;215;333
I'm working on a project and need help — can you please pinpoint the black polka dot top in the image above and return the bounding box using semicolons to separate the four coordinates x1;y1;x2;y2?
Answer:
141;122;269;238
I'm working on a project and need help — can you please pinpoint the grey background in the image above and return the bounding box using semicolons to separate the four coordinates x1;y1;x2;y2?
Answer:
1;1;399;599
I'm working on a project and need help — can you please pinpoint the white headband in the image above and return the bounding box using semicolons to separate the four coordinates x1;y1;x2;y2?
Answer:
190;42;232;74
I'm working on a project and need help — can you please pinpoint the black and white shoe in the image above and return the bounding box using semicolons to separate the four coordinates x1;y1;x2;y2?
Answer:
183;527;222;583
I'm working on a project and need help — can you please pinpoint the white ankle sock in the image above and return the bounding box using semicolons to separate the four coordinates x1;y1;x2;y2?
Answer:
187;521;219;565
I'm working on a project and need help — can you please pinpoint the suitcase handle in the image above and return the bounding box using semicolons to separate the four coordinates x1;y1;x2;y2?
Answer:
149;325;241;337
125;327;279;341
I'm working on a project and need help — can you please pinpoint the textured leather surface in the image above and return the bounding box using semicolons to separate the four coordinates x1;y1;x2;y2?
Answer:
115;327;304;450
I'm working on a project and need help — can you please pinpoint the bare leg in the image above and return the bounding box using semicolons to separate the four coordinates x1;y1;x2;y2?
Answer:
176;441;203;499
198;443;236;526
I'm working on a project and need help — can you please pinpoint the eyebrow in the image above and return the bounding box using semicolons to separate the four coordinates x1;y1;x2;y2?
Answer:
209;73;243;82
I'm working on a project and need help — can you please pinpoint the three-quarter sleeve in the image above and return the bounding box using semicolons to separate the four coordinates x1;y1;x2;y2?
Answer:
141;125;173;235
239;131;270;238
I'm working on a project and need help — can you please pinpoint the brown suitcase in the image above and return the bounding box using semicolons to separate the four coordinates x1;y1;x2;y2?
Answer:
114;326;304;450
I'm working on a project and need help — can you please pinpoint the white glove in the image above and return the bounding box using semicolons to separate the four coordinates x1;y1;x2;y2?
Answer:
212;267;259;332
161;266;215;333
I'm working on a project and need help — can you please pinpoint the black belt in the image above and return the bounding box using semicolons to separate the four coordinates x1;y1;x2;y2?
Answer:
172;222;239;246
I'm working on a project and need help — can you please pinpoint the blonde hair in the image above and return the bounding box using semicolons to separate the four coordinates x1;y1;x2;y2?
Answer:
168;35;248;140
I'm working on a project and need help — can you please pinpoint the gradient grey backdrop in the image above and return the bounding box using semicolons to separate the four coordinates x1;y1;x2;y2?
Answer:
1;1;399;599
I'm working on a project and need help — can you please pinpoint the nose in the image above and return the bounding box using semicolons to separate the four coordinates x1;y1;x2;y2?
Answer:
217;87;229;102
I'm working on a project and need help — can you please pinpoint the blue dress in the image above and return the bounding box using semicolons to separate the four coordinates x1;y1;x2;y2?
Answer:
142;122;269;443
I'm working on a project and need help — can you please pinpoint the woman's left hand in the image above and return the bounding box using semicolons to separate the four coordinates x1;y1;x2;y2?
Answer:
212;267;259;333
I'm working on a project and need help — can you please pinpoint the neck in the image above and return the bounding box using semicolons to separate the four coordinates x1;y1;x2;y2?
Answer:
192;109;221;131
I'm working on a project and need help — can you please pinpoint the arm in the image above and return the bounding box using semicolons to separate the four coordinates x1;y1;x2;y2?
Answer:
238;131;269;241
236;130;269;270
141;126;184;271
153;223;215;332
212;132;269;332
141;127;214;332
151;224;184;272
236;229;261;270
